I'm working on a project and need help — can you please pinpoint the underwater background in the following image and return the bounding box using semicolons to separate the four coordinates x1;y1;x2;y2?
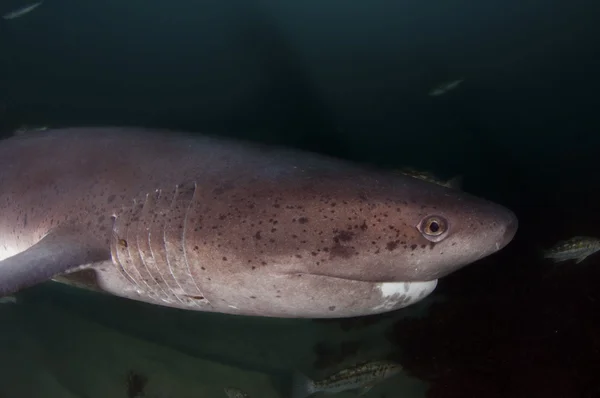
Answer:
0;0;600;397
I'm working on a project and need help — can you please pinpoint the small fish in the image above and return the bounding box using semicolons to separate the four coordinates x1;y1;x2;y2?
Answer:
0;295;17;304
292;360;401;398
395;167;462;190
429;78;464;96
13;125;48;136
224;387;249;398
543;236;600;264
2;1;44;20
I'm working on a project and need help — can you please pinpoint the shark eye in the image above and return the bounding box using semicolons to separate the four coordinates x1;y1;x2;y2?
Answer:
417;215;449;242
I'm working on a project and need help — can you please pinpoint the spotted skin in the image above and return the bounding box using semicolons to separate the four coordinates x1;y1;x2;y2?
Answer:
0;127;518;318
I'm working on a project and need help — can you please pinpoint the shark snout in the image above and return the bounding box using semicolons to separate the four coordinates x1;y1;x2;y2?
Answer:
497;208;518;250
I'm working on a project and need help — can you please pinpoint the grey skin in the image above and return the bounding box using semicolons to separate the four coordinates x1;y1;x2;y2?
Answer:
0;127;518;318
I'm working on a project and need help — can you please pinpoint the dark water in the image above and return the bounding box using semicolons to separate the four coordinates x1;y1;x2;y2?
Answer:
0;0;600;397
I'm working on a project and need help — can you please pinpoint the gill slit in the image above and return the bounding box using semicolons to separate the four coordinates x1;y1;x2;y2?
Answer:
182;182;209;304
124;199;159;296
163;185;202;308
136;193;170;301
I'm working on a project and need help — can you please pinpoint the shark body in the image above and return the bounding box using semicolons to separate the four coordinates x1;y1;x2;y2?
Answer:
0;127;517;318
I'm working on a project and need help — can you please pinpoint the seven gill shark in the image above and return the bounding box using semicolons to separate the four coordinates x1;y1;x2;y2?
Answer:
0;127;517;318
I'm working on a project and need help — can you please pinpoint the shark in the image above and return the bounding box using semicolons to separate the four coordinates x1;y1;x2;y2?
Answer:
0;127;517;318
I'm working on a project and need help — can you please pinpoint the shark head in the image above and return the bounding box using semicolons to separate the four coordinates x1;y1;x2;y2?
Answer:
180;154;518;317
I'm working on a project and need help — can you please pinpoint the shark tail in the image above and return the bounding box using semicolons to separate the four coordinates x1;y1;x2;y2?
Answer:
291;371;316;398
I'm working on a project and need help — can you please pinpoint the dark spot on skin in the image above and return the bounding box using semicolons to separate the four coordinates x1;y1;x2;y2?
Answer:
333;230;354;243
298;217;309;224
107;194;116;203
222;257;227;261
250;296;257;299
255;231;262;240
386;240;400;251
411;244;417;250
329;306;336;311
330;243;354;259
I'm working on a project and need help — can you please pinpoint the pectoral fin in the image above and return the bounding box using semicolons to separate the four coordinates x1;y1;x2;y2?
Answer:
0;226;111;296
